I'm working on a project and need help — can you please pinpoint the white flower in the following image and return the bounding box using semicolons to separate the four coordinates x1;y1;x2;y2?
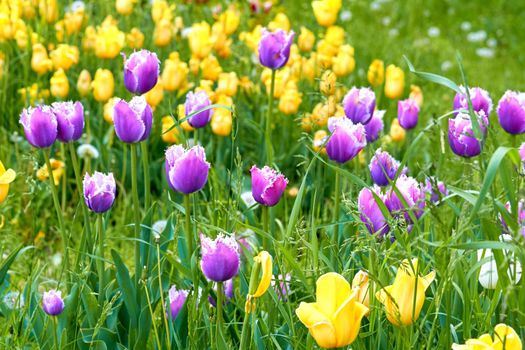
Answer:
241;191;256;208
152;219;168;240
340;10;352;22
460;21;472;31
467;30;487;43
10;132;23;143
476;48;495;59
77;144;100;159
427;27;440;38
382;17;391;26
478;234;522;289
487;38;497;48
441;60;453;71
388;28;399;37
3;291;25;309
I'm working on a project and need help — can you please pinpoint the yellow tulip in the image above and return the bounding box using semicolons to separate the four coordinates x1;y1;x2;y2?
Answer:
95;20;125;59
18;83;49;105
216;72;238;97
245;251;272;313
21;0;36;19
296;272;368;348
384;64;405;99
268;12;290;32
301;114;313;132
189;21;213;59
162;53;189;92
50;44;79;71
211;23;232;59
200;54;222;81
0;161;16;204
211;95;233;136
409;84;423;107
116;0;135;16
239;25;262;53
217;7;240;35
103;98;118;124
279;85;302;115
82;26;97;51
301;56;318;82
390;118;406;143
312;0;342;27
144;79;164;109
126;27;144;49
452;324;522;350
313;129;328;154
38;0;57;23
177;104;194;132
320;70;336;96
351;270;370;311
367;59;385;87
31;43;53;75
153;19;172;47
50;68;69;99
36;159;64;186
63;8;85;35
76;69;91;97
92;69;114;103
151;0;174;23
376;259;435;326
161;116;179;143
298;27;315;52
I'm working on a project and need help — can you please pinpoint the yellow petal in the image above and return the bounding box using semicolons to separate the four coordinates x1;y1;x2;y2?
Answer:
0;161;5;173
333;290;368;347
315;272;352;317
252;251;272;298
0;168;16;184
296;302;337;348
493;324;522;350
422;270;436;290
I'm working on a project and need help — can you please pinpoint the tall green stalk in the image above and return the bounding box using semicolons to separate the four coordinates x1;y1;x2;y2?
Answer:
332;170;341;268
215;281;224;345
156;242;170;349
140;141;151;210
130;143;141;282
239;259;261;350
97;215;105;303
184;194;193;257
265;69;276;166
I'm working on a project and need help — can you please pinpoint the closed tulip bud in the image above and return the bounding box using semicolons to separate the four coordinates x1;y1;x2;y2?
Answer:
50;69;69;98
126;28;144;49
496;90;525;134
0;161;16;204
342;87;376;124
113;96;153;143
92;69;114;102
258;28;294;70
384;64;404;100
200;233;240;282
116;0;135;15
19;105;57;148
102;98;118;124
365;109;385;143
184;91;213;129
278;86;302;115
320;70;337;96
83;172;116;213
162;53;189;92
448;111;488;158
189;22;213;59
352;270;370;310
168;286;188;320
31;44;53;74
296;272;368;348
95;22;125;59
200;54;222;81
398;98;420;130
358;186;389;236
369;149;402;186
161;116;179;143
452;324;522;350
123;50;160;95
409;85;423;107
50;44;79;71
51;101;84;142
367;59;385;87
42;290;64;316
389;118;406;143
153;19;172;47
144;80;164;109
453;86;492;116
76;69;91;97
298;26;315;52
218;8;240;35
165;145;210;194
250;165;288;207
376;259;435;326
385;174;425;222
216;72;239;97
311;0;342;27
211;96;233;136
326;117;367;164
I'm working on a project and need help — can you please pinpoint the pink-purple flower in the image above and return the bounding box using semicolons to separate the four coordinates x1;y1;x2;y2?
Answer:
342;87;376;125
165;145;210;194
113;96;153;143
52;101;84;143
250;165;288;207
184;91;213;128
168;286;188;320
326;117;367;164
448;111;488;158
385;175;425;223
453;86;492;116
83;171;116;213
358;185;389;236
200;233;240;282
424;177;448;204
496;90;525;135
19;105;57;148
42;289;64;316
123;49;160;95
258;28;294;70
365;109;385;142
397;98;420;130
369;149;403;187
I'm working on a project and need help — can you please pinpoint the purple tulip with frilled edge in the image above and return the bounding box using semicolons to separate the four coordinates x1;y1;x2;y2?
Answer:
369;149;402;186
342;87;376;125
365;109;385;142
208;279;234;307
200;233;240;282
424;177;448;204
448;111;488;158
19;105;57;148
497;90;525;135
83;171;116;213
326;117;367;164
52;101;84;142
358;185;389;236
184;91;213;128
250;165;288;207
123;50;160;95
258;28;295;70
397;98;420;130
165;145;210;194
113;96;153;143
42;290;64;316
385;174;425;223
168;286;188;320
453;86;492;116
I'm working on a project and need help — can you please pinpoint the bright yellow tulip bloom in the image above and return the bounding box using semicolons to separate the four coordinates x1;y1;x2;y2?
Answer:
452;324;522;350
161;116;179;144
211;95;233;136
384;64;405;99
162;53;189;92
127;27;144;49
31;43;53;75
144;80;164;109
367;59;385;87
92;69;114;103
0;161;16;204
103;98;118;124
116;0;135;16
36;159;64;186
216;72;239;97
50;44;79;71
390;118;406;143
312;0;342;27
298;27;315;52
50;68;69;99
320;70;337;96
189;21;213;59
351;270;370;311
409;84;424;107
76;69;91;97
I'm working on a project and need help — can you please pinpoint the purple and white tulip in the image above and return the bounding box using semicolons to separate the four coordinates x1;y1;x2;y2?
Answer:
52;101;84;142
342;87;376;125
113;96;153;143
200;233;240;282
42;290;64;316
326;117;367;164
184;91;213;128
19;105;57;148
453;86;492;116
83;171;116;213
250;165;288;207
496;90;525;135
448;111;488;158
123;50;160;95
397;98;420;130
258;28;294;70
165;145;210;194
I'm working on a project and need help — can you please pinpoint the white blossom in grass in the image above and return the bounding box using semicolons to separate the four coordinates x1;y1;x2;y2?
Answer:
467;30;487;43
77;144;99;159
478;234;522;289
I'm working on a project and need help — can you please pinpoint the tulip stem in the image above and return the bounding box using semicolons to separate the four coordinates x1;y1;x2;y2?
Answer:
143;278;162;350
97;215;105;303
240;259;261;350
262;206;269;249
140;141;151;210
184;194;193;259
332;170;341;267
265;69;276;166
156;242;171;349
131;143;141;283
52;317;59;350
60;144;67;212
43;150;69;285
216;281;224;346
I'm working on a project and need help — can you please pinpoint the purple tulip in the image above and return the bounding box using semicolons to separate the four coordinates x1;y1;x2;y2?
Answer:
453;86;492;116
168;286;188;320
200;233;240;282
113;96;153;143
165;145;210;194
448;111;488;158
369;149;404;186
123;50;160;95
250;165;288;207
258;28;294;70
358;185;389;236
19;105;57;148
83;171;116;213
365;109;385;142
385;174;425;223
397;98;420;129
184;91;213;128
52;101;84;142
42;290;64;316
326;117;367;164
208;279;234;307
496;90;525;135
342;87;376;125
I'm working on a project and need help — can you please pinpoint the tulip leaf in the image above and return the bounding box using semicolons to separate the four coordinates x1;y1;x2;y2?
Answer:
404;55;461;93
111;249;138;322
0;244;34;286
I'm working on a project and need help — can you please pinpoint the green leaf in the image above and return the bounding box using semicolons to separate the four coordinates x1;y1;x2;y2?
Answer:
111;249;138;322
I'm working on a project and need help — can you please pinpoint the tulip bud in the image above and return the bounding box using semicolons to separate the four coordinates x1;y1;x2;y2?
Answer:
358;186;389;236
448;111;488;158
352;270;370;309
342;87;376;124
298;26;315;52
478;234;522;289
364;109;385;143
367;59;385;87
31;43;53;75
424;177;448;204
250;165;288;207
123;49;160;95
320;70;336;96
83;171;116;213
76;69;92;97
258;28;294;70
168;286;188;320
50;69;70;99
113;96;153;143
311;0;342;27
326;117;367;164
389;118;406;143
397;98;420;130
453;86;492;117
165;145;210;194
385;174;425;223
409;85;423;107
384;64;404;100
19;105;57;148
42;290;64;316
126;28;144;49
144;80;164;109
116;0;135;15
369;149;402;186
184;91;213;129
92;69;114;102
51;101;84;142
496;90;525;135
245;251;273;313
200;233;240;282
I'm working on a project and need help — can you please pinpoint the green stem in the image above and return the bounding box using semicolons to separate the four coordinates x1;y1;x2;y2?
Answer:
239;260;261;350
60;143;67;211
332;170;341;267
97;215;105;303
265;69;276;166
52;317;59;350
130;144;141;283
184;194;193;259
262;206;269;250
43;150;69;284
143;280;162;350
157;243;170;349
216;282;224;345
140;141;151;211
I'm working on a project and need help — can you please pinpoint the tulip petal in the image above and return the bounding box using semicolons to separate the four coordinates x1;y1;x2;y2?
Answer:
296;302;336;348
493;324;522;350
315;272;352;317
422;270;436;290
252;251;272;297
0;169;16;185
333;290;368;347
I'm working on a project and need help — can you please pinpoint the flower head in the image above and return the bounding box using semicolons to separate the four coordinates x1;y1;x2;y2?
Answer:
165;145;210;194
397;98;420;130
250;165;288;207
258;28;294;70
453;86;492;117
358;185;389;236
42;290;65;316
369;149;402;186
51;101;84;142
123;49;160;95
496;90;525;135
342;87;376;124
83;171;116;213
20;105;57;148
452;324;522;350
184;90;213;128
326;117;367;164
168;286;188;320
364;109;385;143
113;96;153;143
448;111;488;158
0;161;16;204
200;233;240;282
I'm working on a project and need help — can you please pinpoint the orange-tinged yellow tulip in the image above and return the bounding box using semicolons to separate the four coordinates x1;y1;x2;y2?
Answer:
245;251;272;313
211;96;233;136
144;79;164;109
298;26;315;52
390;118;406;143
63;8;85;35
92;68;114;102
351;270;370;310
211;22;232;59
332;45;355;77
0;161;16;204
116;0;135;16
296;272;368;348
409;84;423;107
76;69;91;97
452;324;522;350
312;0;342;27
320;70;336;96
127;27;144;49
384;64;405;99
200;54;222;81
189;21;213;59
31;43;53;75
103;97;118;124
301;114;313;132
161;116;179;143
376;259;435;326
50;68;69;98
325;26;345;47
268;12;290;32
367;59;385;87
36;159;64;186
177;104;194;132
153;19;172;47
50;44;79;71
